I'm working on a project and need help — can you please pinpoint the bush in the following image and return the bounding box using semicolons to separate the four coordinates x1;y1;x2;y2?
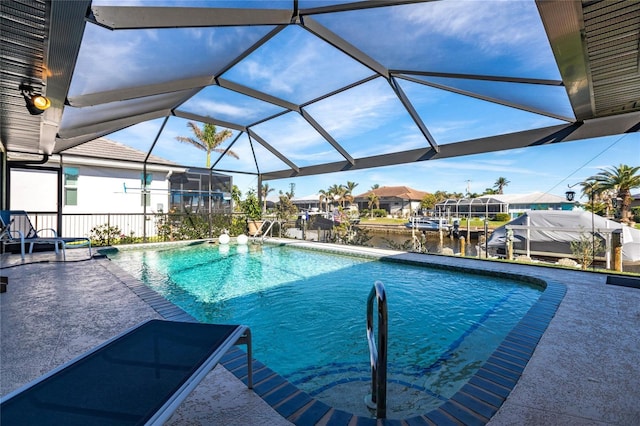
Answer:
493;213;511;222
90;224;122;246
373;209;387;218
156;212;234;240
570;231;604;270
119;231;141;244
632;206;640;223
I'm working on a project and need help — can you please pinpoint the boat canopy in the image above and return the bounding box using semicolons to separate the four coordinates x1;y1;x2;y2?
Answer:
487;210;640;263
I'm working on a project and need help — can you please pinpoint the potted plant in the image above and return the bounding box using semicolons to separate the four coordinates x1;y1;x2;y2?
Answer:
242;189;263;235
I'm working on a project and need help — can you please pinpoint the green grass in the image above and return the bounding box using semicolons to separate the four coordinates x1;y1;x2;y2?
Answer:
359;217;407;225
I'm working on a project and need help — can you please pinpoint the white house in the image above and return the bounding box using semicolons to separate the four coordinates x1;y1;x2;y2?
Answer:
354;186;428;217
8;138;233;238
9;138;181;214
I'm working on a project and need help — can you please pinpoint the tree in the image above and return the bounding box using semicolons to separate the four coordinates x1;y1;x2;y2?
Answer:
493;177;510;194
588;164;640;224
570;230;604;270
231;185;242;212
261;183;275;212
241;189;261;220
328;184;346;207
318;189;331;213
276;191;297;220
367;192;380;218
579;180;607;216
344;181;359;206
420;193;437;210
286;183;295;199
175;122;236;168
433;190;449;203
371;184;380;190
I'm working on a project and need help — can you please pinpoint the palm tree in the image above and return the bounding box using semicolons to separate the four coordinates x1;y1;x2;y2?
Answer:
175;122;237;168
588;164;640;223
367;192;380;218
344;181;359;206
328;184;345;207
493;177;510;194
371;184;380;190
261;183;275;212
318;189;330;213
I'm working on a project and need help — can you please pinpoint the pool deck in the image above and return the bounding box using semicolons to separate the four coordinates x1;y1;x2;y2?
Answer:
1;240;639;425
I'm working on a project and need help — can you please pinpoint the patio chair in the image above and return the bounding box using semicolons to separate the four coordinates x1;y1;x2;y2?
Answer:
0;210;91;260
0;319;253;425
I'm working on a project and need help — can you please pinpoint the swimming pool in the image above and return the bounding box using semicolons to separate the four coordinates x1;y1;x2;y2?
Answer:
108;242;542;418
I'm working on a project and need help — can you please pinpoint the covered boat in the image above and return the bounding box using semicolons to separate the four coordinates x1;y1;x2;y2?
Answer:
486;210;640;263
405;217;451;231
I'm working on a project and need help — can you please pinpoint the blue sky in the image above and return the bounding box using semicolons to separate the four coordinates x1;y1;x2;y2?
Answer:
248;133;639;202
75;1;639;202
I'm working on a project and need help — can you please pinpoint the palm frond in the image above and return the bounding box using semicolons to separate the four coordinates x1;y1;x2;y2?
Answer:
175;136;206;151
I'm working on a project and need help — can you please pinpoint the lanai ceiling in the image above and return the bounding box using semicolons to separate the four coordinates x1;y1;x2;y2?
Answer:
1;0;639;182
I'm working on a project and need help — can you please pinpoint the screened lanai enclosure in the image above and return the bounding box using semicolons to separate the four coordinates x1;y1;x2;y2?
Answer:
1;0;640;210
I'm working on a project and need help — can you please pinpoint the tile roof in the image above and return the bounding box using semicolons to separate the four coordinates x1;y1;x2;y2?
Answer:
355;186;428;201
63;138;176;166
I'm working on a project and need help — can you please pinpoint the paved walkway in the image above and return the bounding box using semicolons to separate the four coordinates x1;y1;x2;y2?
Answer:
1;242;638;425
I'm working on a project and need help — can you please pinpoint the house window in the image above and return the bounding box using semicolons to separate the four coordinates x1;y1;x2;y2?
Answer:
64;167;78;206
140;173;152;206
140;172;152;186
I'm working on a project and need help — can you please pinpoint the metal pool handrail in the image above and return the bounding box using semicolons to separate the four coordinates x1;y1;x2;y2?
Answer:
366;280;388;419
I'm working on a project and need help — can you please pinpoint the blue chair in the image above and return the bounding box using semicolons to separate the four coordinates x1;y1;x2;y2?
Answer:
0;320;253;425
0;210;91;260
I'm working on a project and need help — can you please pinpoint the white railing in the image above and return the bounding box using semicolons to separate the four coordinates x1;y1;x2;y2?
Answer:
25;212;239;245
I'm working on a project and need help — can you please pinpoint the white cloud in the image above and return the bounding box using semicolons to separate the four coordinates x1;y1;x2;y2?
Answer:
394;1;543;57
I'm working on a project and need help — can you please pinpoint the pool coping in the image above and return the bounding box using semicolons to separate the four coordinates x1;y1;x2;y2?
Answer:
99;241;566;425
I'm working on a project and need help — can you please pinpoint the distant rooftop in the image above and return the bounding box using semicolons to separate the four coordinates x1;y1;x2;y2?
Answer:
356;186;429;201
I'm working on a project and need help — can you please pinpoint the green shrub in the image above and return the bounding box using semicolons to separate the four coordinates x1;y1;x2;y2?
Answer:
570;231;604;270
90;223;122;246
119;231;141;244
156;212;235;240
494;213;511;222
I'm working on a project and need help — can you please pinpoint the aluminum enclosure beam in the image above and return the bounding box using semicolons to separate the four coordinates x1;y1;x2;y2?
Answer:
260;112;640;180
536;0;593;121
89;6;294;29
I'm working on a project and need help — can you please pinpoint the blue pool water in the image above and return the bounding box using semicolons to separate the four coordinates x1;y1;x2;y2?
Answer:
109;243;542;417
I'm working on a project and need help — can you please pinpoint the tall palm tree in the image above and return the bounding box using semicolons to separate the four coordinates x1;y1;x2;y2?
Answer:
344;181;359;206
328;184;345;207
318;189;330;213
367;192;380;218
261;183;275;212
588;164;640;223
493;177;510;194
175;122;237;168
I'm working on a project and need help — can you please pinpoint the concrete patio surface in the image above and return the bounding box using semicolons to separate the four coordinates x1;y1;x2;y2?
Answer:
1;242;639;425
